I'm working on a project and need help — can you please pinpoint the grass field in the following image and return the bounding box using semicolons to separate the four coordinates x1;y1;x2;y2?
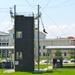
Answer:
0;64;75;75
0;69;75;75
63;64;75;66
35;64;50;69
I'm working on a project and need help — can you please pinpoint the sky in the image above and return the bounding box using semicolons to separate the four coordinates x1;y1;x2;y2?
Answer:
0;0;75;39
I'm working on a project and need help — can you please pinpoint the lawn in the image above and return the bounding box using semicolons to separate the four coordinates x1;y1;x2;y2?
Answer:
0;69;75;75
63;64;75;66
35;64;50;69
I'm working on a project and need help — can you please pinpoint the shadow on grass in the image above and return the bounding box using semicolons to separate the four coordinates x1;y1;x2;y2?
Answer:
30;70;53;74
4;69;62;74
30;70;62;74
11;70;53;74
53;69;62;73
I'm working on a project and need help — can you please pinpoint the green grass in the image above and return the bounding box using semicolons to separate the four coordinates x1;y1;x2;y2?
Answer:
35;64;50;69
63;64;75;66
35;64;75;69
0;69;5;73
1;69;75;75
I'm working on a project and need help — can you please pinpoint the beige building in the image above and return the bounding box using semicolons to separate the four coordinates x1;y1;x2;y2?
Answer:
0;31;9;46
9;29;14;46
9;29;75;59
35;35;75;59
0;31;9;58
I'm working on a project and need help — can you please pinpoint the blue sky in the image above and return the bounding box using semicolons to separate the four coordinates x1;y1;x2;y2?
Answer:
0;0;75;39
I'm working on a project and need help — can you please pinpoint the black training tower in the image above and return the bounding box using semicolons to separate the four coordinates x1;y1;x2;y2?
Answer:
15;15;34;71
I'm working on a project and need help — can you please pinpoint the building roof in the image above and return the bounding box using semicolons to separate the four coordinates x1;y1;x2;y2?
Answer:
0;31;9;35
0;46;14;50
46;46;75;50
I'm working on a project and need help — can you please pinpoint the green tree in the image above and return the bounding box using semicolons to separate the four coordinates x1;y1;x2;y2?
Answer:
55;50;62;56
0;54;2;58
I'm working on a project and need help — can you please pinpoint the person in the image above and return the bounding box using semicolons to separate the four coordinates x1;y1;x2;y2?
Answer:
53;59;57;70
55;63;57;70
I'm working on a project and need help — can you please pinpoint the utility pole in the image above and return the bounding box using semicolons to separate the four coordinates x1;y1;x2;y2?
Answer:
14;5;16;69
37;5;40;70
14;5;16;16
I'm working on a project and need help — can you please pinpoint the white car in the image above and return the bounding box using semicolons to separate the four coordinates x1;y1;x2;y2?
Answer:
71;58;75;62
63;59;68;63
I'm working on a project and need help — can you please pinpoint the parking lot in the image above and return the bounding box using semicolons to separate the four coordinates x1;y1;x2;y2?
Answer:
35;59;75;64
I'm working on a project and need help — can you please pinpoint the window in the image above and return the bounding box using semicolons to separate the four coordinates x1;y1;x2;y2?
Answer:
7;43;9;46
39;46;41;49
64;52;66;56
13;34;14;39
16;31;22;38
57;59;60;62
16;52;22;60
39;52;41;56
43;46;45;49
2;43;6;46
0;43;1;46
48;53;49;56
43;52;45;56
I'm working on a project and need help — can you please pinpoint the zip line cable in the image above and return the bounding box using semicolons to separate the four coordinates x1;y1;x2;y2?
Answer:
40;17;48;34
40;17;57;37
43;10;67;36
45;26;58;37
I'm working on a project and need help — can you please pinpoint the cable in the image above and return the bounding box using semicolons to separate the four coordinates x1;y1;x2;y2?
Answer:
40;17;48;34
3;23;13;32
0;12;8;23
41;0;51;11
46;0;71;8
0;8;9;13
0;11;9;12
45;25;58;37
0;8;9;9
25;0;36;9
46;3;75;9
40;15;57;37
43;10;67;36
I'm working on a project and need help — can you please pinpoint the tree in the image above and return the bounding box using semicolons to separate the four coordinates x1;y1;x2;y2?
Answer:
55;50;62;56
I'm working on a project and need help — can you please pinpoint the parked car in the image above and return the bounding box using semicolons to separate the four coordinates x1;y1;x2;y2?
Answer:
63;59;68;63
50;59;53;63
44;60;49;63
71;58;75;62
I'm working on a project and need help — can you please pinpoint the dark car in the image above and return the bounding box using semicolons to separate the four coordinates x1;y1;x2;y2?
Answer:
44;60;49;63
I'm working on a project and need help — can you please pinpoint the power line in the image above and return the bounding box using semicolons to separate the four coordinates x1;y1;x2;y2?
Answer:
0;11;9;12
46;3;75;9
25;0;36;9
46;0;71;8
0;12;8;23
0;8;9;9
43;10;67;36
0;8;9;13
3;23;13;32
41;0;51;11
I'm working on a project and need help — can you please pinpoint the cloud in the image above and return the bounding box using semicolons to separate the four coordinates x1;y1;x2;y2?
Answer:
0;21;75;39
40;24;75;39
0;21;14;33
